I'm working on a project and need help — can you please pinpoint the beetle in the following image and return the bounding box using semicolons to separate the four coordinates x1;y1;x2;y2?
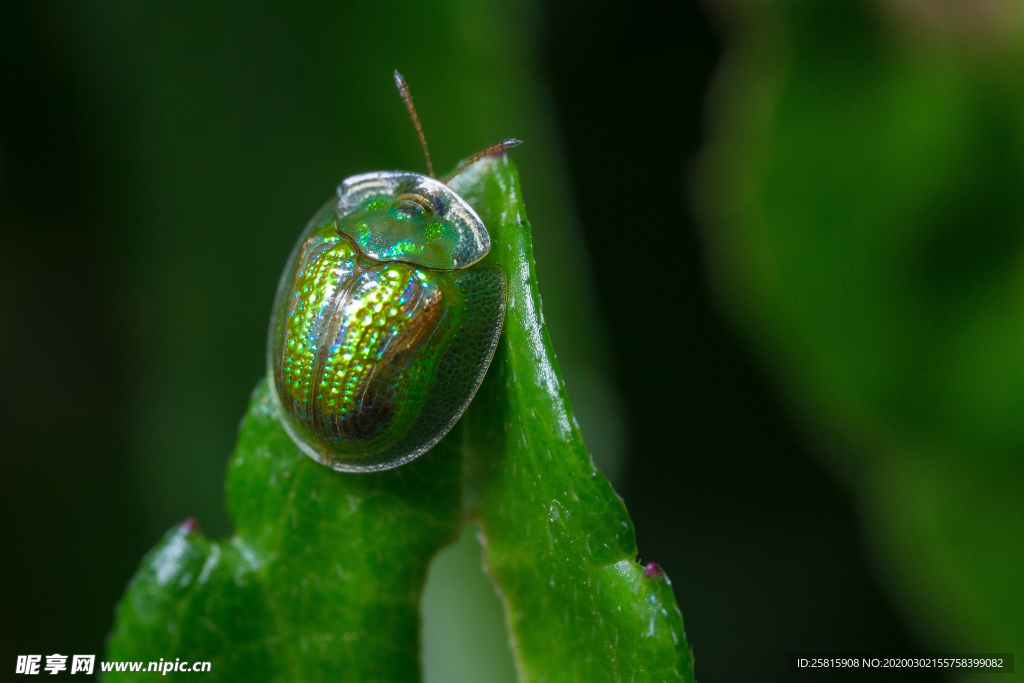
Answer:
267;71;519;472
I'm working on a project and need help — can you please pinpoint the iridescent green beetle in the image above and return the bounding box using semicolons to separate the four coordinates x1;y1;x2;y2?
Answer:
267;72;518;472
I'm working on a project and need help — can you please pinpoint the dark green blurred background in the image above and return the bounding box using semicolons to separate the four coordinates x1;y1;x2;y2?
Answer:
3;1;1020;681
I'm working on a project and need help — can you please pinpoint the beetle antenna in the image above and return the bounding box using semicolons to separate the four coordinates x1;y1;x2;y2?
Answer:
443;139;523;184
393;70;435;179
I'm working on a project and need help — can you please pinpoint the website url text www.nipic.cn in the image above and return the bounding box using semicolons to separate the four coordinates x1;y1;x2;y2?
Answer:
16;655;212;675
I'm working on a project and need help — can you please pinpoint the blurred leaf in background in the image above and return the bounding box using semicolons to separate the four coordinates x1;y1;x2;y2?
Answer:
696;0;1024;668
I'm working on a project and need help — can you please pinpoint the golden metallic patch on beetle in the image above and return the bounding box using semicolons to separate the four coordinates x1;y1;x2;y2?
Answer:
309;266;446;446
273;224;455;457
273;231;359;423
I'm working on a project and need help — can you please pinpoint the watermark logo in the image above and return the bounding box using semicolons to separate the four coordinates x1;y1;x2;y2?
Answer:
16;655;209;675
17;655;93;675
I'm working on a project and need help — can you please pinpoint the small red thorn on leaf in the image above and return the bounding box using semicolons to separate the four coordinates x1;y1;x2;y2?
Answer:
181;518;198;533
643;562;663;578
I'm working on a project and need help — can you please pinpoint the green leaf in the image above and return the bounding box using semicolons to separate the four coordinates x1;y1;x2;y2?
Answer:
105;157;694;682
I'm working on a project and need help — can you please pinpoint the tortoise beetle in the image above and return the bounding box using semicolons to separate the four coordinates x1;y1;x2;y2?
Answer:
267;72;519;472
